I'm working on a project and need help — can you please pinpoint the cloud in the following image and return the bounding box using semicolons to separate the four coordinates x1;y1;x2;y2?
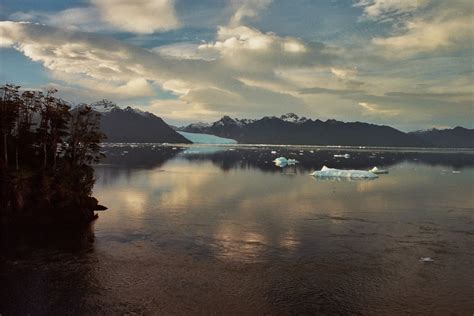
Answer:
9;8;103;32
1;7;471;131
358;101;399;117
91;0;180;33
330;67;357;80
140;99;223;123
9;0;181;34
230;0;273;26
354;0;428;22
299;87;364;95
153;42;218;61
197;25;328;74
0;21;316;118
359;0;474;57
385;91;473;105
372;14;473;56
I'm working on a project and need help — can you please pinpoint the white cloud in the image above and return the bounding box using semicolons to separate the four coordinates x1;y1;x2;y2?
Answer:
372;14;473;56
91;0;180;33
331;67;357;80
359;0;474;57
153;42;218;61
358;101;399;116
230;0;273;26
9;0;180;34
9;8;103;32
1;17;471;130
354;0;428;22
143;99;223;123
197;25;315;73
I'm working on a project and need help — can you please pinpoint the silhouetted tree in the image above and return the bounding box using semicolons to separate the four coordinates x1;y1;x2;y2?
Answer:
0;84;106;226
0;84;21;167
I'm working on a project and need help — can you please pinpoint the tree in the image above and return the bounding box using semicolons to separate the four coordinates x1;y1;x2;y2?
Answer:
0;84;21;167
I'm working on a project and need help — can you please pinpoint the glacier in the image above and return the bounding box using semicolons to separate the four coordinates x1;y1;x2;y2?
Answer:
178;131;237;144
310;166;378;179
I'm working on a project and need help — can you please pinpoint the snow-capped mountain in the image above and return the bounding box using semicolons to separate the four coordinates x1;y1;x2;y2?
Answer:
90;100;120;113
279;113;308;123
180;113;435;147
84;101;191;143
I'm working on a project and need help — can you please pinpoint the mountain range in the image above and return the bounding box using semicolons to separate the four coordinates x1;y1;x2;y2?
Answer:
89;100;191;143
180;113;474;148
82;102;473;148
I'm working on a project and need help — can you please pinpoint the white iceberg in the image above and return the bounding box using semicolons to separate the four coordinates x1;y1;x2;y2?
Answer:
369;167;388;174
287;158;299;165
420;257;434;262
274;157;299;167
274;157;288;167
334;154;350;159
310;166;378;179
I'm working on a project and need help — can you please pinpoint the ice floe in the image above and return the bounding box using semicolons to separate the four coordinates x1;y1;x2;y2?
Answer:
334;154;350;159
273;157;299;167
420;257;434;262
310;166;378;179
369;167;388;174
287;159;299;165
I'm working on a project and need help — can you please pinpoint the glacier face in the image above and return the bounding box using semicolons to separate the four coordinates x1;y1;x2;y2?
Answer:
178;131;237;144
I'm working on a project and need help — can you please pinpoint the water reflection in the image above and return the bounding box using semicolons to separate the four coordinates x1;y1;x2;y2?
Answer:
180;146;474;172
0;226;97;315
2;145;473;314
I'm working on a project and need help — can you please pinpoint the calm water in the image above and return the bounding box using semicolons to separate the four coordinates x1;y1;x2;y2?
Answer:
1;145;473;315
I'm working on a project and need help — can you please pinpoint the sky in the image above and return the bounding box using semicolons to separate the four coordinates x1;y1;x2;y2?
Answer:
0;0;472;131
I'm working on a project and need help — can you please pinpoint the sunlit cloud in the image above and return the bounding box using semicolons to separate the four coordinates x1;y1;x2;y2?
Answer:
92;0;180;33
0;0;472;130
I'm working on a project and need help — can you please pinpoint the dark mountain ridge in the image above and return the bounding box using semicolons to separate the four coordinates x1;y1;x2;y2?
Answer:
79;100;191;143
181;113;473;148
409;127;474;148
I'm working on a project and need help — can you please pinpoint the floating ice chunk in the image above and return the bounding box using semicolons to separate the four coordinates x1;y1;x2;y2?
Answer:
310;166;378;179
334;154;350;159
452;170;461;174
274;157;288;167
271;150;277;154
420;257;434;262
369;167;388;174
287;158;299;165
274;157;299;167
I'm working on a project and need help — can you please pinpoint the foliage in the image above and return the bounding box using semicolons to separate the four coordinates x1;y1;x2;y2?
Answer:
0;84;106;226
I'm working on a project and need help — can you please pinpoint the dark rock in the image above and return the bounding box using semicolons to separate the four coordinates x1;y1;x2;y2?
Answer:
95;204;108;211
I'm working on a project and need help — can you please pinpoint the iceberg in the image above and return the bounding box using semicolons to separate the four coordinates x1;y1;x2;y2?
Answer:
334;154;350;159
274;157;288;167
369;167;388;174
310;166;378;179
273;157;299;167
287;158;299;165
420;257;434;262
